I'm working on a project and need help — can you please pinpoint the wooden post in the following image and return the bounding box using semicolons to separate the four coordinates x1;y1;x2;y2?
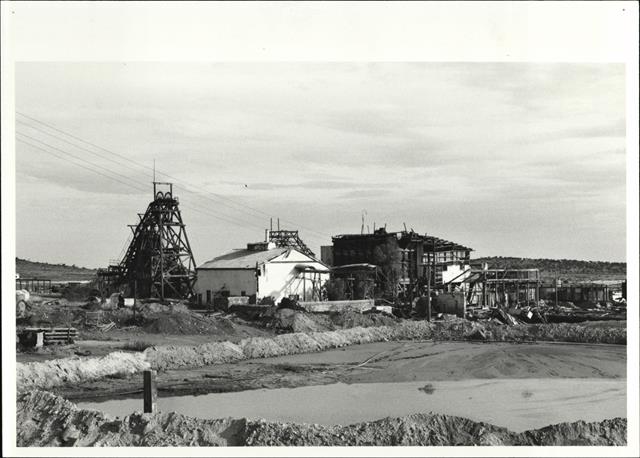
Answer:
482;272;486;307
143;370;157;414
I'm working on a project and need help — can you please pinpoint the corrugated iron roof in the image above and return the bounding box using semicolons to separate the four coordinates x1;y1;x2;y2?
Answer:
197;247;289;270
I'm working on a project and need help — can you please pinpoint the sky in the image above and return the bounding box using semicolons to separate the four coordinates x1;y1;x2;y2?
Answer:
14;62;626;268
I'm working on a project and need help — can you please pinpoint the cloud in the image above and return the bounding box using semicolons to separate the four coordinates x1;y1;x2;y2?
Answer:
339;189;391;200
319;108;413;137
220;179;396;191
16;152;148;197
520;120;626;144
14;62;627;265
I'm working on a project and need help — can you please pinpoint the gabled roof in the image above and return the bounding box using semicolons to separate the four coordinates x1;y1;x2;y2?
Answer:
198;247;290;270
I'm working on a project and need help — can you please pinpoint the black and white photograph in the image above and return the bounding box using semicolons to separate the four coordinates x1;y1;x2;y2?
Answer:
2;2;638;456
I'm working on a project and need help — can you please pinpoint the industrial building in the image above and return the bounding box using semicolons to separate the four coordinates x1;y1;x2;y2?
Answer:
195;235;330;306
539;281;621;304
322;227;473;302
465;267;541;307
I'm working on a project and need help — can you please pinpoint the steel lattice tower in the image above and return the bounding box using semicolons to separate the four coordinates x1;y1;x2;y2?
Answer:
115;182;197;300
268;229;315;257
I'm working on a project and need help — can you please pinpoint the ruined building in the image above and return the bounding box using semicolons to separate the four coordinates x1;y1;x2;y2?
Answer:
322;228;473;301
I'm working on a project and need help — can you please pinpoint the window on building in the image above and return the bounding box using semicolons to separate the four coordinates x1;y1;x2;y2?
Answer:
206;290;211;304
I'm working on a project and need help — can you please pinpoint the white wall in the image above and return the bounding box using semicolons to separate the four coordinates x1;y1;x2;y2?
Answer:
194;269;256;301
258;250;329;302
442;263;471;284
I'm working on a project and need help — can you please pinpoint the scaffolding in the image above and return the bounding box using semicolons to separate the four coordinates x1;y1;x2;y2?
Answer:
15;278;52;294
466;268;541;307
295;264;329;301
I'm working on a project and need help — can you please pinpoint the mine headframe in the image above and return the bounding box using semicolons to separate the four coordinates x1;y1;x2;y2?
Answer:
115;182;197;300
268;229;315;257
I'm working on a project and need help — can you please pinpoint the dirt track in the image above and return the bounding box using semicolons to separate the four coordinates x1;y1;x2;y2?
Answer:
55;340;626;401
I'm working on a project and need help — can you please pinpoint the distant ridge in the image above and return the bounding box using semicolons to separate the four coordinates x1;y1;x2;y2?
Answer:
472;256;626;282
15;257;97;282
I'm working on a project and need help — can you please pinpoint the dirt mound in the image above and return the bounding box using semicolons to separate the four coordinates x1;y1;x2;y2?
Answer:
18;319;626;390
519;418;627;446
115;319;630;373
17;352;150;391
141;312;238;335
328;310;398;329
137;302;190;314
16;390;246;446
61;283;99;302
245;413;626;446
145;341;245;372
263;308;399;333
22;303;84;328
17;391;626;446
268;308;328;333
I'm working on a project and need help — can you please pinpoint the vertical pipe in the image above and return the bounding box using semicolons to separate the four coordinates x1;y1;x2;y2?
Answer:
277;218;280;230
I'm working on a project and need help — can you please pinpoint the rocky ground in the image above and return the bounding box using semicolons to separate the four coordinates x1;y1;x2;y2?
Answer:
15;300;628;447
16;390;626;446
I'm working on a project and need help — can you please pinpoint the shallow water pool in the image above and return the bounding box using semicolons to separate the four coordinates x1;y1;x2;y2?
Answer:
79;378;626;432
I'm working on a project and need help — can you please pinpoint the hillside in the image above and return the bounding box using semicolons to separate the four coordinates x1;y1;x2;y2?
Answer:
16;258;97;282
471;256;626;282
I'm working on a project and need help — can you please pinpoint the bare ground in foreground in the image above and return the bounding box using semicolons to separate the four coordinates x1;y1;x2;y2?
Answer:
53;340;626;401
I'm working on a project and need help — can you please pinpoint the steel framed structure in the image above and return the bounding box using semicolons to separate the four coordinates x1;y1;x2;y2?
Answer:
98;182;196;300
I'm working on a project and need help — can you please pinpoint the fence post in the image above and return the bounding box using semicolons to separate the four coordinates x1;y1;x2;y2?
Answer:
143;370;157;413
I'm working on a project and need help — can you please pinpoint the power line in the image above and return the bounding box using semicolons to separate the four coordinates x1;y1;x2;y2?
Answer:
17;119;154;179
17;132;149;192
16;112;332;239
16;136;283;234
17;127;284;233
17;138;148;193
17;119;265;220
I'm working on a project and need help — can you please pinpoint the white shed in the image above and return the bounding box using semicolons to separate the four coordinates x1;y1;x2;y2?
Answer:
195;242;330;305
